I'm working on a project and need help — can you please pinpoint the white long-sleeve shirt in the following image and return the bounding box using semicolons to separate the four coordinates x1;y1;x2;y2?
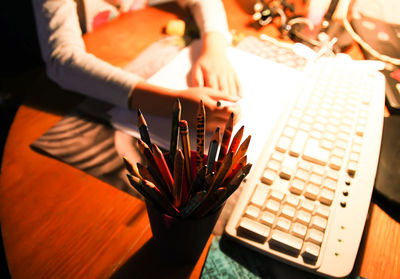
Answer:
32;0;230;108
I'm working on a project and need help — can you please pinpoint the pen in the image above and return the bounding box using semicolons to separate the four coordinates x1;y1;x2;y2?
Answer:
206;127;220;174
179;120;192;186
196;100;206;171
137;109;152;147
169;99;181;170
173;149;184;208
152;144;174;193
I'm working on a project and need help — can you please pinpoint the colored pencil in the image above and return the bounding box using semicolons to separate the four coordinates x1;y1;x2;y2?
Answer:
217;112;234;165
208;152;233;194
152;144;174;192
136;163;157;185
232;135;251;166
196;100;206;171
137;109;152;147
193;187;227;218
122;156;142;179
179;120;192;186
206;127;220;174
227;125;244;155
169;99;181;169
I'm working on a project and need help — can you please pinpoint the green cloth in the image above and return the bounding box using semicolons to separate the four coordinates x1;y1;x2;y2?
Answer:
201;236;366;279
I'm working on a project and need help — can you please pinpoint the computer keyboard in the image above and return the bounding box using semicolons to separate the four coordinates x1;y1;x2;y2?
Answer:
225;56;386;278
236;35;309;71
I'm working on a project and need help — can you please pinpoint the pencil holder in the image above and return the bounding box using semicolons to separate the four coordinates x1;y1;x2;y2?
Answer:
146;150;223;263
146;200;223;264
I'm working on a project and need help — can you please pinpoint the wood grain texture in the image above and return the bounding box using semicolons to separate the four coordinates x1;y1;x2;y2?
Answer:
1;1;399;278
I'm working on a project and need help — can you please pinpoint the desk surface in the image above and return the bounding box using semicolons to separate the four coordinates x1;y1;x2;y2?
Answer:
1;1;399;278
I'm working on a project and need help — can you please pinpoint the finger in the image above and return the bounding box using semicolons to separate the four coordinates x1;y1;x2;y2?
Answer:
218;74;230;97
227;74;238;99
235;73;243;98
191;65;204;87
204;72;219;91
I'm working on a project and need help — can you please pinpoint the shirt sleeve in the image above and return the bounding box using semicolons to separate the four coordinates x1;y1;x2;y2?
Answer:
176;0;232;43
32;0;143;108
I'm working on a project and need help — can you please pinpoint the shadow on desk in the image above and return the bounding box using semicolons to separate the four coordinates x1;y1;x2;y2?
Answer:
111;237;198;279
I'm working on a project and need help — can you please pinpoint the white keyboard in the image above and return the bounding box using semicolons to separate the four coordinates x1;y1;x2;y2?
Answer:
225;56;386;278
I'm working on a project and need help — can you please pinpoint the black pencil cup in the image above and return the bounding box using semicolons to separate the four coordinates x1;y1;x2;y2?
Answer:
146;201;223;264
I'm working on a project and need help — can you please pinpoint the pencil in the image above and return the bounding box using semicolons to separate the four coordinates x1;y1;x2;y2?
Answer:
227;125;244;155
127;174;179;217
196;100;206;171
122;156;142;179
208;152;233;194
217;112;234;165
169;99;181;169
173;149;184;208
152;144;174;192
222;155;247;187
232;135;251;166
179;120;192;186
191;165;206;195
193;187;227;218
137;139;171;199
136;162;157;185
180;190;207;218
206;127;220;174
137;109;152;147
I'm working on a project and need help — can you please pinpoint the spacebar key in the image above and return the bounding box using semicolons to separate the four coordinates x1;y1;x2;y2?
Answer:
269;229;303;256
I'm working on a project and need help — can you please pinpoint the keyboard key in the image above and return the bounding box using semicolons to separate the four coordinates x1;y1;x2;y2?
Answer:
347;161;357;176
260;211;276;227
269;229;303;255
270;189;285;202
310;216;328;232
244;205;261;219
276;217;291;232
303;138;329;166
280;204;296;219
250;184;269;207
304;184;320;200
284;195;300;207
300;199;315;212
265;199;281;214
302;242;320;263
289;179;305;195
306;228;324;245
315;204;330;218
296;210;311;225
291;222;308;239
290;130;308;157
237;218;270;243
276;136;291;153
260;169;276;185
319;188;335;205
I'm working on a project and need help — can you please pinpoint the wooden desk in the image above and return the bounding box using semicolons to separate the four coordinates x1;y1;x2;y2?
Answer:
1;1;399;278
